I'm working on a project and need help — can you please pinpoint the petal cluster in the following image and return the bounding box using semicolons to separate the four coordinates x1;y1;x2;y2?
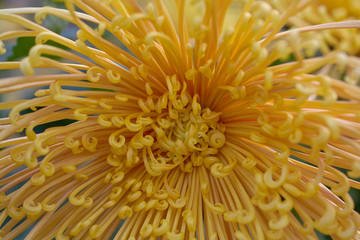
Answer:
0;0;360;239
275;0;360;55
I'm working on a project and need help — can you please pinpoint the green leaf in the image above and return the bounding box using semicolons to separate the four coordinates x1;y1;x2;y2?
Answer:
7;37;69;61
6;0;69;61
7;37;36;61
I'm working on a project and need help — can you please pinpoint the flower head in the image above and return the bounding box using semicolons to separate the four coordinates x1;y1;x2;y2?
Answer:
0;0;360;239
276;0;360;55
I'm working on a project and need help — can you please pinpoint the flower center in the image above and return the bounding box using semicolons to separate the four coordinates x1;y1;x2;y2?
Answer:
106;74;226;176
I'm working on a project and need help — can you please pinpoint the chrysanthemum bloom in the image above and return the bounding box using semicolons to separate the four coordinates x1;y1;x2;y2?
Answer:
1;0;360;239
273;0;360;55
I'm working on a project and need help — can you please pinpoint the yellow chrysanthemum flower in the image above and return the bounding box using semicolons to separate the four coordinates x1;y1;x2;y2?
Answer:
0;0;360;239
274;0;360;55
